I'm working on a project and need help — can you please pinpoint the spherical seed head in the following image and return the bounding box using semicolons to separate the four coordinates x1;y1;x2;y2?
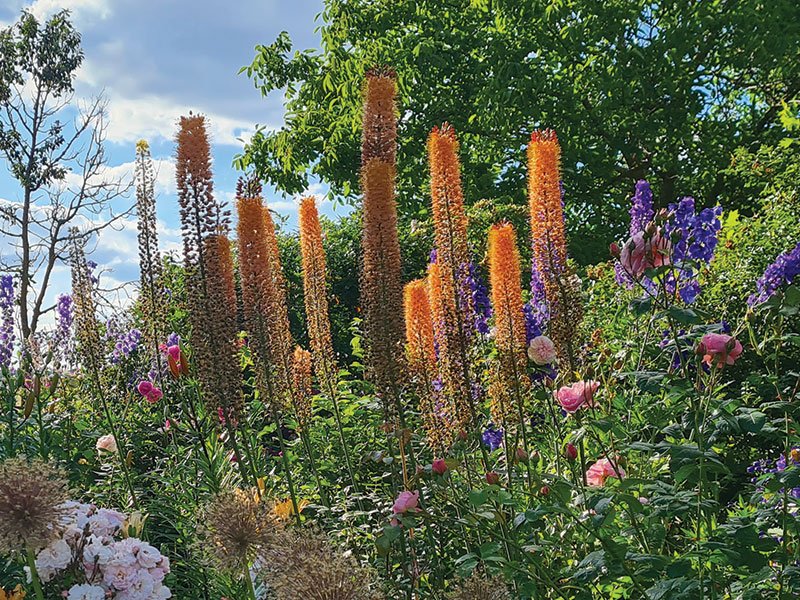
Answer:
262;527;383;600
447;573;511;600
198;489;281;572
0;458;70;553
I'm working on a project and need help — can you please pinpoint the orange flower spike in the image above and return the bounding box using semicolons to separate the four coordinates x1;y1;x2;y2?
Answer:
360;70;405;406
488;223;528;360
298;197;336;387
291;346;313;431
403;279;436;377
527;129;567;278
427;123;470;289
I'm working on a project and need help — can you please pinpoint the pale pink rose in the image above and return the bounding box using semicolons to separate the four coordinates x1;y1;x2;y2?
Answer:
585;458;626;487
392;490;420;515
96;434;117;453
698;333;743;368
528;335;557;365
620;231;670;278
555;380;600;413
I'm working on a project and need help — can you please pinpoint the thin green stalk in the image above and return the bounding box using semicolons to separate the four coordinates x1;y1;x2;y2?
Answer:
243;563;257;600
272;408;301;526
26;547;46;600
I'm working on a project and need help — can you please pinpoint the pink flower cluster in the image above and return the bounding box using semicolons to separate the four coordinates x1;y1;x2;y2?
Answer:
555;380;600;413
32;502;171;600
136;381;163;404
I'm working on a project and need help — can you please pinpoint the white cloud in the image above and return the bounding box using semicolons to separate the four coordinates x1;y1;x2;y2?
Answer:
27;0;111;21
61;156;176;196
101;94;256;147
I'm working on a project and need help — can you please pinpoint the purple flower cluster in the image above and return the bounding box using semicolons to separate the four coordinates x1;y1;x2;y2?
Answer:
748;241;800;306
616;181;654;288
105;317;143;364
524;256;549;342
1;275;15;368
86;259;99;285
748;450;800;501
465;262;492;335
663;197;722;304
481;423;504;451
166;331;181;347
55;294;74;339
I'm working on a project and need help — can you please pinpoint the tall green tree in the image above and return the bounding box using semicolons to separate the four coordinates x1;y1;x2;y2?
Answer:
238;0;800;262
0;10;129;339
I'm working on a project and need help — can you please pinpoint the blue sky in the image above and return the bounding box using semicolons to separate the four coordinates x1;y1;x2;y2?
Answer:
0;0;342;319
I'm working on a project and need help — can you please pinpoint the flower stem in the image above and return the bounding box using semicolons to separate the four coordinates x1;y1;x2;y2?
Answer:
25;547;45;600
243;563;258;600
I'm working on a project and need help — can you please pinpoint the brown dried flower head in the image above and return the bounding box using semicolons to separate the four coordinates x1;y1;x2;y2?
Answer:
447;572;511;600
197;488;281;572
0;457;70;553
261;527;383;600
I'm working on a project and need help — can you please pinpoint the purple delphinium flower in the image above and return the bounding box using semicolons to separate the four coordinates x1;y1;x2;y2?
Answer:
1;275;15;368
166;332;181;347
86;260;99;285
105;317;143;364
525;255;549;342
748;241;800;306
481;423;504;452
465;262;492;335
748;450;800;501
663;197;722;304
616;181;655;288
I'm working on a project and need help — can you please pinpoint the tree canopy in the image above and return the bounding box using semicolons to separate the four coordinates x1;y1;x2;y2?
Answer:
238;0;800;262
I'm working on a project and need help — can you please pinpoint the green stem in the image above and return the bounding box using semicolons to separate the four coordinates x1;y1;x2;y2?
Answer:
26;547;45;600
273;409;301;526
243;563;257;600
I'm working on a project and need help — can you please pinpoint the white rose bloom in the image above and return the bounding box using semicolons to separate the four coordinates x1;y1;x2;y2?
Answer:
67;584;106;600
36;539;72;580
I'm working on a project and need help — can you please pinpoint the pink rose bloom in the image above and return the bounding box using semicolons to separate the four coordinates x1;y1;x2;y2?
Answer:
585;458;626;487
166;345;181;361
698;333;743;368
146;388;163;403
528;335;557;365
96;434;117;453
137;381;153;396
620;231;670;278
555;380;600;413
392;490;420;515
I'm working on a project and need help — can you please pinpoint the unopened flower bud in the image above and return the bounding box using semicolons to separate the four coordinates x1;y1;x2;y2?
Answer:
565;443;578;461
539;485;550;496
515;447;529;464
609;242;621;258
485;471;500;485
432;459;448;475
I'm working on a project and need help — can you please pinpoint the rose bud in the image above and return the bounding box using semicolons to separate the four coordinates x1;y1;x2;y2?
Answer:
515;447;529;464
540;485;550;496
609;242;621;258
565;443;578;462
485;471;500;485
432;458;448;475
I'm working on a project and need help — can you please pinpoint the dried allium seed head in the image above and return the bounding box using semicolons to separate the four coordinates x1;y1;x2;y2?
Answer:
447;573;511;600
197;489;281;572
261;527;383;600
298;196;336;390
0;458;70;553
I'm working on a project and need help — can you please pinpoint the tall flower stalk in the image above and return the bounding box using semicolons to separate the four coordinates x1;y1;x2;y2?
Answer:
527;130;582;370
487;223;532;486
69;232;138;509
134;139;166;367
298;196;360;505
404;278;450;455
427;123;478;433
176;115;254;489
360;67;406;427
0;275;14;370
235;181;299;515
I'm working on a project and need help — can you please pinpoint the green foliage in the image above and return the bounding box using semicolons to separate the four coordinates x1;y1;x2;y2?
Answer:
238;0;800;262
